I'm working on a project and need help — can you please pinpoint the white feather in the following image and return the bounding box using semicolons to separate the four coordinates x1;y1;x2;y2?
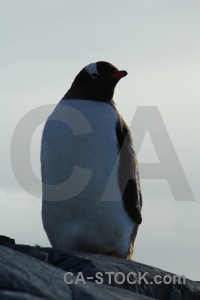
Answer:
41;99;134;257
85;63;98;76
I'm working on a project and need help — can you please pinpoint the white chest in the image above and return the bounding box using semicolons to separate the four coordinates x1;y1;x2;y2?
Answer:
41;99;134;256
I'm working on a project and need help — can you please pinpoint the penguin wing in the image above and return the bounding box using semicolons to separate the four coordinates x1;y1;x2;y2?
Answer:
116;117;142;225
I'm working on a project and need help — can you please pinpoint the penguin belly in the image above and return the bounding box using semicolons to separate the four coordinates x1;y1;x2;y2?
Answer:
41;99;134;257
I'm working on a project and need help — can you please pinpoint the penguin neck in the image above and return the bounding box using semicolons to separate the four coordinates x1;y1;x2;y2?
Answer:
62;88;116;105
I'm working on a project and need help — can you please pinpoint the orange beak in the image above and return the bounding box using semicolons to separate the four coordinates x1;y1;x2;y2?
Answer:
111;70;128;79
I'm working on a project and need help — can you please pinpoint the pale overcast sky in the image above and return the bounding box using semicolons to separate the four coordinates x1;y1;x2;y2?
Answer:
1;1;200;280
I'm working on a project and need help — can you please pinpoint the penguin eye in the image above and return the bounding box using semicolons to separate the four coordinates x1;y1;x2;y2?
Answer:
91;73;98;78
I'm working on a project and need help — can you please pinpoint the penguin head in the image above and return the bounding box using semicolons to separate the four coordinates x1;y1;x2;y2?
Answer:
63;61;127;102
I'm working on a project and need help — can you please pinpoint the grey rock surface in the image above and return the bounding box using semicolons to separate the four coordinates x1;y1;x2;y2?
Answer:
0;245;154;300
0;238;199;300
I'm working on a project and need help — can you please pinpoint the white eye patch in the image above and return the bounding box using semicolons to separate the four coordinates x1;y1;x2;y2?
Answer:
85;63;98;77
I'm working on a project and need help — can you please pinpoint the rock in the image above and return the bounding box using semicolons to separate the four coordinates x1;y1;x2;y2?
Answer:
0;235;15;245
0;237;199;300
0;245;153;300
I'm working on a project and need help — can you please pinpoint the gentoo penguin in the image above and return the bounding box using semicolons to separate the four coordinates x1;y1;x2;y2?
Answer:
41;61;142;259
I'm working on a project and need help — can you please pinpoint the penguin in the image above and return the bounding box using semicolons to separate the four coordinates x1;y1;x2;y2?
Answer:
41;61;142;259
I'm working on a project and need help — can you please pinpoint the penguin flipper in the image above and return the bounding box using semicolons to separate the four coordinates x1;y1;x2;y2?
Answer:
116;117;142;225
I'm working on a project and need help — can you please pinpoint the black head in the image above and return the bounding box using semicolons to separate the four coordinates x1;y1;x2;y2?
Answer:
63;61;127;102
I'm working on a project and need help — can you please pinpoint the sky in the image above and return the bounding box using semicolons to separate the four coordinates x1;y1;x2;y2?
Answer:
1;0;200;280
